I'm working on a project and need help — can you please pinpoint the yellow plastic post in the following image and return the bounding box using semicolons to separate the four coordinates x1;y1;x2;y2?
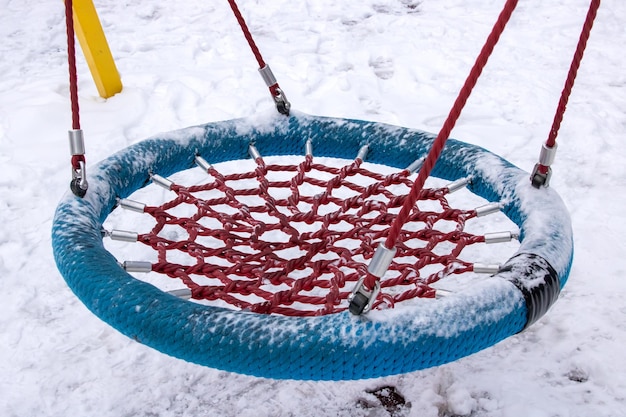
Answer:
71;0;122;98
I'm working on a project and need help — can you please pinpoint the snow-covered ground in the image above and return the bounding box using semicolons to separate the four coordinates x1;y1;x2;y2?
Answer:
1;0;625;416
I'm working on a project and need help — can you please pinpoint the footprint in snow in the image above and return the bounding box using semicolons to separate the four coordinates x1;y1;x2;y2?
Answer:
369;56;395;80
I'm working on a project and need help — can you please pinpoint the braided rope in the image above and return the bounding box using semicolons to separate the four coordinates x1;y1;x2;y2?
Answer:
385;0;518;251
537;0;601;175
351;0;521;292
227;0;266;68
64;0;80;130
64;0;85;174
126;154;487;316
226;0;291;116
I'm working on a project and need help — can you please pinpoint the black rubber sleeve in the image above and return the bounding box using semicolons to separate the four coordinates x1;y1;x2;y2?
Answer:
498;253;561;330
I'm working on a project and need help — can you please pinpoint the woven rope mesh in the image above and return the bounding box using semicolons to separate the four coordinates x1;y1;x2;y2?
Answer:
105;151;509;316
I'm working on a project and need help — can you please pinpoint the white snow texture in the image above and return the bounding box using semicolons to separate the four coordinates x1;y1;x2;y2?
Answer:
1;0;625;416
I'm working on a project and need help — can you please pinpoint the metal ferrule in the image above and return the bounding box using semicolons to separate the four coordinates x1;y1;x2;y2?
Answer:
367;243;397;277
305;139;313;156
473;263;500;274
168;288;192;300
405;156;425;173
475;202;502;217
434;288;453;299
195;155;212;172
484;231;516;244
119;198;146;213
248;144;262;160
258;65;278;88
445;177;471;193
68;129;85;155
110;229;138;242
356;144;369;161
151;174;173;190
123;261;152;273
539;142;558;166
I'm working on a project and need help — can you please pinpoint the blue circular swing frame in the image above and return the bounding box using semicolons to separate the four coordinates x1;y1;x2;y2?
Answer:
52;112;573;380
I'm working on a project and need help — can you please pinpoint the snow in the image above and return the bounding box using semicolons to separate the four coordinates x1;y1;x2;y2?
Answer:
1;0;625;416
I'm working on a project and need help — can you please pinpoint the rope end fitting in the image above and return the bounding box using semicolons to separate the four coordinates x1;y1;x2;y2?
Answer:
530;164;552;188
68;129;88;197
272;87;291;116
349;243;396;315
259;65;291;116
530;142;558;188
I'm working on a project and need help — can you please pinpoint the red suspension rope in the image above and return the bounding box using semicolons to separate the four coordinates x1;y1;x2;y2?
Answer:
64;0;88;197
65;0;80;131
547;0;600;147
227;0;266;69
532;0;601;185
354;0;603;311
227;0;291;115
385;0;518;251
349;0;520;312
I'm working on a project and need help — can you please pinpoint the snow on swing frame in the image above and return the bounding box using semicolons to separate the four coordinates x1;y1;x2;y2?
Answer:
52;111;573;380
52;0;589;380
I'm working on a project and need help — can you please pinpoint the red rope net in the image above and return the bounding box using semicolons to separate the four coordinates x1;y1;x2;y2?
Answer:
113;151;504;316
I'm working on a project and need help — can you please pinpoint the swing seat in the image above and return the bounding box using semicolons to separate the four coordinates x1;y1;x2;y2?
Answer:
52;112;573;380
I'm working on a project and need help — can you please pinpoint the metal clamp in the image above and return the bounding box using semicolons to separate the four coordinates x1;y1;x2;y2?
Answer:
167;288;192;300
367;243;397;277
68;129;88;197
531;143;558;188
348;277;381;315
405;156;425;173
473;263;501;274
531;163;552;188
119;198;146;213
150;174;173;191
475;202;503;217
349;243;396;315
484;231;518;244
272;87;291;116
195;155;213;172
259;65;278;88
248;144;262;160
356;144;369;161
259;65;291;116
70;159;88;198
109;229;139;242
122;261;153;273
538;142;558;166
445;176;472;193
